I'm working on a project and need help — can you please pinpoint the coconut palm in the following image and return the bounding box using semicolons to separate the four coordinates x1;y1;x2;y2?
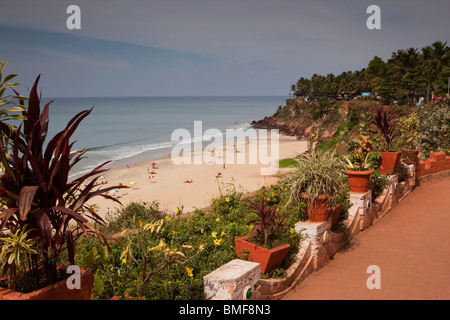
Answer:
387;47;423;104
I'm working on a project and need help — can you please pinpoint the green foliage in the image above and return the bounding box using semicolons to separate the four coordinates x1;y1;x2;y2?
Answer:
0;227;37;291
417;102;450;159
0;60;27;123
345;135;377;171
347;107;359;129
74;180;305;300
278;158;299;168
397;112;419;150
0;75;127;290
281;149;347;209
289;41;449;105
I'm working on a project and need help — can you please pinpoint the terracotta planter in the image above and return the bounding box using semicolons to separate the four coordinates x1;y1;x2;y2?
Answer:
301;194;330;222
0;265;94;300
379;151;402;175
402;149;419;164
345;169;373;193
329;203;343;226
235;236;290;274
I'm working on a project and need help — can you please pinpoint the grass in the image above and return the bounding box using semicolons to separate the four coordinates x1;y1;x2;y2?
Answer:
279;158;299;168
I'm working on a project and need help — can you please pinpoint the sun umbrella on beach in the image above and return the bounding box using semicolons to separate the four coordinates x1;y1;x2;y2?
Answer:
129;181;137;186
216;172;222;177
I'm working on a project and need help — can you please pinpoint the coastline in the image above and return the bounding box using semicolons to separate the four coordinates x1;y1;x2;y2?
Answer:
86;133;307;220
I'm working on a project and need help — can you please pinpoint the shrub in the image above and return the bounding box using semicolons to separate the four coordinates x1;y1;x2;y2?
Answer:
417;103;450;159
0;76;127;292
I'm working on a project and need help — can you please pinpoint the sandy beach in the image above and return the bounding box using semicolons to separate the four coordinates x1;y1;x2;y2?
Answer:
87;134;307;219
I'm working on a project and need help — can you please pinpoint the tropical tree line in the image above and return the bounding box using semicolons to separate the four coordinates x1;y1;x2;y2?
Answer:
290;41;450;105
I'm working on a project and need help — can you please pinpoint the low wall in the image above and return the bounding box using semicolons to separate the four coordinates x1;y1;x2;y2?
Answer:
417;151;450;177
203;156;449;300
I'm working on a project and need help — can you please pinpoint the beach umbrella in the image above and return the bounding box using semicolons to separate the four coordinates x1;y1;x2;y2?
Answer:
151;162;157;165
130;181;137;186
149;175;155;179
216;172;222;177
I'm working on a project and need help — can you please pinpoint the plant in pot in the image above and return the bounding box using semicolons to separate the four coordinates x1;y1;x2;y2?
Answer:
371;105;401;175
0;76;127;300
397;112;420;164
235;193;292;274
282;149;346;223
344;135;375;193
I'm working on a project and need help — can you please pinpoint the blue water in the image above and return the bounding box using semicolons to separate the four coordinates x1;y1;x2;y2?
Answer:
38;96;287;176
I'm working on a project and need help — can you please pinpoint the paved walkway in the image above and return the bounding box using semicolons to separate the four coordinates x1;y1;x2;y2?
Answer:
283;176;450;300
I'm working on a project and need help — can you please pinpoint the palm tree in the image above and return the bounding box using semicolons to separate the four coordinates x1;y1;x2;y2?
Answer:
388;48;423;105
290;84;296;97
422;41;450;101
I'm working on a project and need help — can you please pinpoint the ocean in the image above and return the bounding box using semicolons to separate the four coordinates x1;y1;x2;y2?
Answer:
38;96;287;177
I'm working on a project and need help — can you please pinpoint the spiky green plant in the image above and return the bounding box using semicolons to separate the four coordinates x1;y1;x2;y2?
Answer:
0;75;128;290
0;227;37;291
282;149;346;209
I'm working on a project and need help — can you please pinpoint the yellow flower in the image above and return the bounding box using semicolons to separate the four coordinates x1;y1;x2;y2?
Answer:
271;192;275;197
121;258;127;264
211;231;217;238
175;208;180;214
268;184;271;188
216;217;220;222
172;231;176;235
214;238;223;246
221;230;227;237
198;244;205;251
225;197;230;202
206;211;211;215
165;215;171;221
185;267;193;278
211;197;216;201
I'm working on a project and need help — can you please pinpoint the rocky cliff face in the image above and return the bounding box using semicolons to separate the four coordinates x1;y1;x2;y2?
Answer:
251;116;307;138
251;98;384;143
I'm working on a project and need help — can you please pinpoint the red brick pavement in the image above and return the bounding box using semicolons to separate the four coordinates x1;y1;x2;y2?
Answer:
283;176;450;300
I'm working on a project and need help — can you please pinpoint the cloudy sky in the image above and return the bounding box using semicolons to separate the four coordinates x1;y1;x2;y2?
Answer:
0;0;449;97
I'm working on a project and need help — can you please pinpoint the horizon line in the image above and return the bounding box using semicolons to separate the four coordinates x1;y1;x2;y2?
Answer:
41;94;291;99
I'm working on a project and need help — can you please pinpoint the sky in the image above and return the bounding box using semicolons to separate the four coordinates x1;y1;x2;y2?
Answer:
0;0;449;97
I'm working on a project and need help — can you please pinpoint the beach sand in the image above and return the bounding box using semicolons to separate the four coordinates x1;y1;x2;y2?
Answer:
87;134;307;219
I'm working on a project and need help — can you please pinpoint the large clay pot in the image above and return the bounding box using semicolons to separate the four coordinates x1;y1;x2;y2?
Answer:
301;194;330;222
329;203;343;226
345;169;373;193
379;151;402;175
0;265;94;300
235;236;290;274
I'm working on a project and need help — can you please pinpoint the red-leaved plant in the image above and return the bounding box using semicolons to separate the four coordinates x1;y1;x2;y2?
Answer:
371;105;399;151
0;75;127;291
246;193;289;246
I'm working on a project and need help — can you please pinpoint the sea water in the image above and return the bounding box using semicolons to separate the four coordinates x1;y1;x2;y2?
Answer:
38;96;287;177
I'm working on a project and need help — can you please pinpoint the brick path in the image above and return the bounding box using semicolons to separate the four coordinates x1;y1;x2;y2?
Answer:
283;176;450;300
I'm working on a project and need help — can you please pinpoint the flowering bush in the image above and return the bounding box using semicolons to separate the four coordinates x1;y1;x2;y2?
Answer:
72;182;303;299
418;102;450;159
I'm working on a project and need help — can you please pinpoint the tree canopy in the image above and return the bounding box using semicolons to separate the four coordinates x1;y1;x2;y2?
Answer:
290;41;450;105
